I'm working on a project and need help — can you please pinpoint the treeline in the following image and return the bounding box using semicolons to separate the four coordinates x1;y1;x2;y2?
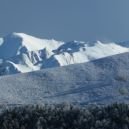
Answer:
0;103;129;129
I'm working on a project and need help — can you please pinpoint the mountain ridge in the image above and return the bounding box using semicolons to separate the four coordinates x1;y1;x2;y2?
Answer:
0;52;129;105
0;32;129;76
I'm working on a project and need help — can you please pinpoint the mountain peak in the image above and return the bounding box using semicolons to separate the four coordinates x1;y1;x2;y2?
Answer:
11;32;25;37
0;33;129;76
6;32;41;41
5;32;26;39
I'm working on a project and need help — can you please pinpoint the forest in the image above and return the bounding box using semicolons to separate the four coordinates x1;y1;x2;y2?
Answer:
0;103;129;129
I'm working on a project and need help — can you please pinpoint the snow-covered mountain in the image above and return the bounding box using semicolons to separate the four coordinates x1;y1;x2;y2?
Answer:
0;32;129;75
0;52;129;105
0;33;129;105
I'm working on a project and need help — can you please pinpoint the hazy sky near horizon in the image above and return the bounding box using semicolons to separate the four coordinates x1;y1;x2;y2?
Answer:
0;0;129;42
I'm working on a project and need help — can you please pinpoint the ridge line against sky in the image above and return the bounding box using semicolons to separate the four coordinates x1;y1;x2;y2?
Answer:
0;0;129;42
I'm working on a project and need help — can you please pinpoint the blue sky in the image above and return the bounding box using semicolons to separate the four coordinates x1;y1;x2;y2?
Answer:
0;0;129;42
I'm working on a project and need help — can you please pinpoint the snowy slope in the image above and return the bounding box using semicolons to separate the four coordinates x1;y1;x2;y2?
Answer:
0;52;129;105
0;32;129;75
